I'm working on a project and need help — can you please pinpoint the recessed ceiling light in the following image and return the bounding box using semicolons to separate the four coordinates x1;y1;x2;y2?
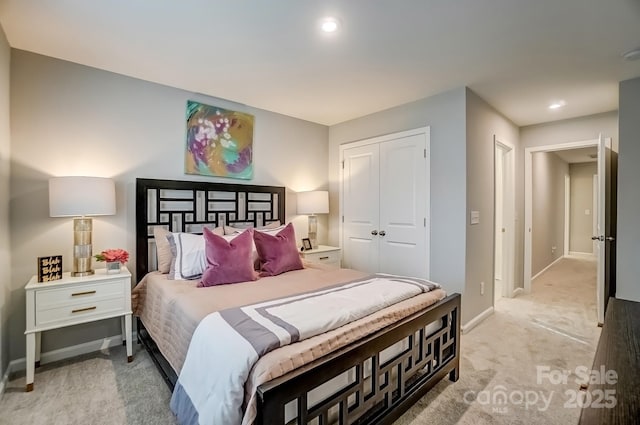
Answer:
320;17;339;33
622;47;640;61
549;101;566;110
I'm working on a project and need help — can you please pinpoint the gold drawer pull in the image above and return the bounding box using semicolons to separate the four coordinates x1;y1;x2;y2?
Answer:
71;306;97;314
71;290;96;297
319;256;330;260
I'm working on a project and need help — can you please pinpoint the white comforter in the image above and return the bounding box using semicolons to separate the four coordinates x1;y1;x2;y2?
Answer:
170;273;440;425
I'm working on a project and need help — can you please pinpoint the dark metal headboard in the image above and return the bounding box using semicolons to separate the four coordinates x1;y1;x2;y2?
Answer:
135;178;286;282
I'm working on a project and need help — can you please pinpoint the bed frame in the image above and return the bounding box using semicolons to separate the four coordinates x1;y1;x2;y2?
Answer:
135;178;461;425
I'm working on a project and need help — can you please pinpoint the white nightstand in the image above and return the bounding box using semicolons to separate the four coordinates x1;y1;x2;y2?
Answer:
24;267;133;392
301;245;342;269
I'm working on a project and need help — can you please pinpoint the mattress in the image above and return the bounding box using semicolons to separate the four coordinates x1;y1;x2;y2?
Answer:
132;262;447;424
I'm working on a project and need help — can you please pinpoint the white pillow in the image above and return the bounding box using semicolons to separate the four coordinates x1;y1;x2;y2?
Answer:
224;221;281;235
254;224;286;236
167;233;207;280
167;231;241;280
156;226;223;275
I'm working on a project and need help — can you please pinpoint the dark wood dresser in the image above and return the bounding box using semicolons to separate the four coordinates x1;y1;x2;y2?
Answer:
579;298;640;424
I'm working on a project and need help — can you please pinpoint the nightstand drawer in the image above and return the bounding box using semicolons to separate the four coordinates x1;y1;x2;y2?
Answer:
35;280;125;308
36;297;126;327
303;250;341;265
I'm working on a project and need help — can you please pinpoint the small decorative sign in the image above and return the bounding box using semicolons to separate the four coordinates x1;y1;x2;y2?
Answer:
37;255;62;282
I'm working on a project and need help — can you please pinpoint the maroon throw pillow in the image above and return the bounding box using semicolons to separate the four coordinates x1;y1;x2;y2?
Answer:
254;223;303;277
198;227;257;287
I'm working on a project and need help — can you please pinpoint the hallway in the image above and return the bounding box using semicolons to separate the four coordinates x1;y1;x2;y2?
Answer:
498;256;599;346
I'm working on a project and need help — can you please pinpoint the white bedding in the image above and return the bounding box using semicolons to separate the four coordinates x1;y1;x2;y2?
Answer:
170;274;441;425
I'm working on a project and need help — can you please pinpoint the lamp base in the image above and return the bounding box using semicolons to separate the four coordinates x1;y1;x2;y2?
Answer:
308;215;318;249
72;270;95;277
73;217;94;277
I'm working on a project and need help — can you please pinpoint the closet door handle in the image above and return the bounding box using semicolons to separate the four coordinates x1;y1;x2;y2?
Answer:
379;230;386;237
371;230;378;236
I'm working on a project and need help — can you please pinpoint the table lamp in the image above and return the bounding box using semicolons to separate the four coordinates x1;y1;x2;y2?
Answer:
297;190;329;249
49;176;116;276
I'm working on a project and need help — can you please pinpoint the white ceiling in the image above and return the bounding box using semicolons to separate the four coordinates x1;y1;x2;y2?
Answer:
1;0;639;126
554;147;598;164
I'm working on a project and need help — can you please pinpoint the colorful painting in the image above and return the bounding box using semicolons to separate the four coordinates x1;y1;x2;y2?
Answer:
185;101;254;179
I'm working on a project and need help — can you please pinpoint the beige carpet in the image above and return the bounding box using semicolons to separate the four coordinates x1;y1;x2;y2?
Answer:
395;256;600;425
0;257;599;425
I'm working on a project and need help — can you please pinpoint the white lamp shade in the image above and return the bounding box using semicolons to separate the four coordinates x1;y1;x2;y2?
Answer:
297;190;329;214
49;176;116;217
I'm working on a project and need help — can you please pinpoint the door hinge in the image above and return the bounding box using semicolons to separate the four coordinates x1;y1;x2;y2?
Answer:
342;215;344;223
424;149;427;158
424;217;427;227
341;160;345;169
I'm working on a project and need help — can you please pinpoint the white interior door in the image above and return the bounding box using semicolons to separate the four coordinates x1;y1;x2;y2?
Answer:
494;141;515;300
595;134;611;324
342;144;380;273
378;135;428;278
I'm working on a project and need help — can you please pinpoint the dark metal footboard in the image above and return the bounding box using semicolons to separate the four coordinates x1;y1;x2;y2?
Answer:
137;318;178;388
256;293;461;425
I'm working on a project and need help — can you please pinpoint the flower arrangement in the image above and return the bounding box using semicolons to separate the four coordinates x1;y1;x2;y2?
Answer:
94;248;129;264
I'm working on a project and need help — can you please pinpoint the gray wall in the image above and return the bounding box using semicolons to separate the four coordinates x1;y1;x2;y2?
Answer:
465;89;520;320
569;162;597;254
9;50;329;361
617;77;640;302
531;152;567;276
328;88;468;300
0;23;10;377
520;111;619;151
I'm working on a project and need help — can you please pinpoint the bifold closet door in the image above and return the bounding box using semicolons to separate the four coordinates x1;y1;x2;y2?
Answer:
342;143;380;273
378;135;428;278
342;131;429;277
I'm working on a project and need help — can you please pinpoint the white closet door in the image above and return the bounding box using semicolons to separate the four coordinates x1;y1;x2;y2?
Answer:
342;144;380;273
378;134;428;278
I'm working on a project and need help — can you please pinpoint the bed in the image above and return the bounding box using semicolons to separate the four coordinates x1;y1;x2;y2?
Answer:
134;178;461;425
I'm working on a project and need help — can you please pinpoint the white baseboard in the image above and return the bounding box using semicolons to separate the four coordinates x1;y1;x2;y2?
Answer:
0;365;10;400
7;332;137;375
531;255;565;281
512;287;524;297
461;306;494;334
568;251;596;258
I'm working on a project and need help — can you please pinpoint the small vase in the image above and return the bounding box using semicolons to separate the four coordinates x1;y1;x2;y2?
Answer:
106;261;121;274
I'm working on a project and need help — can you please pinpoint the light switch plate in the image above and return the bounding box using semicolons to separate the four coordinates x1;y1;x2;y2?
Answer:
470;210;480;225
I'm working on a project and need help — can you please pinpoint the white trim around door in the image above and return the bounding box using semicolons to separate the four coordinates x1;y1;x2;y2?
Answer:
524;139;599;293
494;137;516;301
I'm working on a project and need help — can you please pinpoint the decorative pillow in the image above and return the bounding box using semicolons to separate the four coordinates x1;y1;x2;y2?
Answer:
153;226;173;273
254;223;303;277
158;226;222;276
167;233;208;280
199;228;257;287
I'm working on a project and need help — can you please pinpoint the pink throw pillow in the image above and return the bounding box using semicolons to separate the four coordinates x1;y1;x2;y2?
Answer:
198;227;257;287
254;223;303;277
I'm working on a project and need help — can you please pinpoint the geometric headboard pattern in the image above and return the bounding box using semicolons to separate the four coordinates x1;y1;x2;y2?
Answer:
135;178;286;282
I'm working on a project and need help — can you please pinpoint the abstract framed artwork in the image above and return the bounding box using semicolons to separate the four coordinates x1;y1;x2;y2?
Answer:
185;100;254;179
